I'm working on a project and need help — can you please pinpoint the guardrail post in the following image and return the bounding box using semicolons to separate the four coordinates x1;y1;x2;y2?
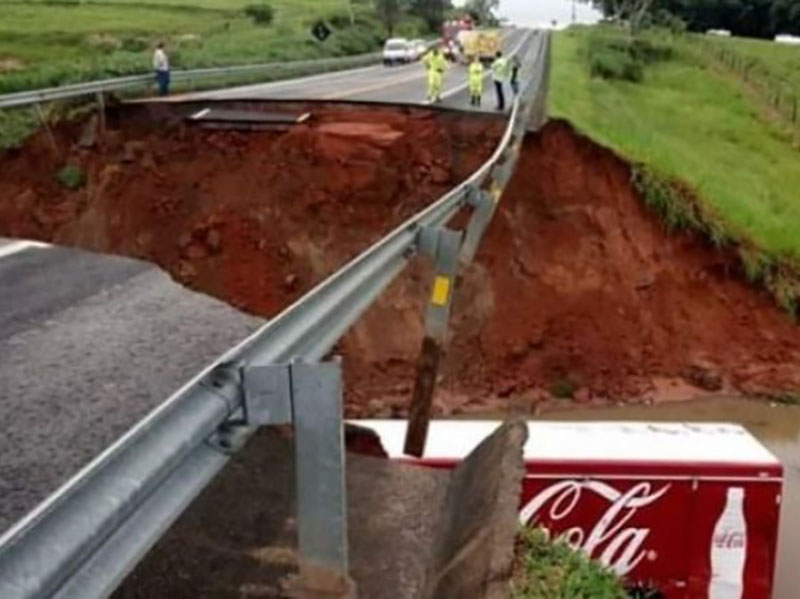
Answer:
404;227;463;457
459;188;495;266
244;359;353;597
96;92;106;136
291;359;350;587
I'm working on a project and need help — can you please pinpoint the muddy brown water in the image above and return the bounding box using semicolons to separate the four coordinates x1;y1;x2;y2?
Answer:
530;397;800;599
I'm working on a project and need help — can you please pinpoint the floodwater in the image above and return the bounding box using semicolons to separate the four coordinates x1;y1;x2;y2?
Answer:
535;397;800;599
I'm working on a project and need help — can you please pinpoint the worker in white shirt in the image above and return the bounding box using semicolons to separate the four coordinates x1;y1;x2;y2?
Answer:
153;43;170;96
491;50;510;111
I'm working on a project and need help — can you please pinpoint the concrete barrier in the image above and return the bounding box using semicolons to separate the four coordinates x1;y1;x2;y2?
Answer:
422;420;528;599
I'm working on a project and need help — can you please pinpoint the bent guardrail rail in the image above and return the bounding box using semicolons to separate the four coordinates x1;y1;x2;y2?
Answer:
0;52;382;110
0;29;551;599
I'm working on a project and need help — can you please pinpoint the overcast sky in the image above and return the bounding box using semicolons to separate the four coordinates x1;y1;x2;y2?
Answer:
456;0;602;27
501;0;602;26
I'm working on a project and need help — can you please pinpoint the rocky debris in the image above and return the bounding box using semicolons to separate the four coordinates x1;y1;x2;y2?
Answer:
316;122;405;147
685;362;724;392
120;140;148;164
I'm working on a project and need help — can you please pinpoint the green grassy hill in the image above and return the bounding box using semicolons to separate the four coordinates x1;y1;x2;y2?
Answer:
0;0;421;93
698;33;800;129
551;26;800;310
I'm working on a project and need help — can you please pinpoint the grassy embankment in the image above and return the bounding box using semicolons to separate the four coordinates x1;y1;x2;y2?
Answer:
0;0;417;93
0;0;427;147
551;27;800;314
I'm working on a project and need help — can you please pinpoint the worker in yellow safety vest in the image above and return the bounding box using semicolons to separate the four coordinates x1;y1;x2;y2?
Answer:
423;47;448;103
468;56;484;107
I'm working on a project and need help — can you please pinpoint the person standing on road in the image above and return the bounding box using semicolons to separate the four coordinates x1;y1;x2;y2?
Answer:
153;42;170;96
510;55;521;96
491;50;510;111
468;56;484;107
423;47;448;103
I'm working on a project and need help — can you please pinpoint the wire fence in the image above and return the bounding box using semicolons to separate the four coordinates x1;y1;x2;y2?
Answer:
696;36;800;131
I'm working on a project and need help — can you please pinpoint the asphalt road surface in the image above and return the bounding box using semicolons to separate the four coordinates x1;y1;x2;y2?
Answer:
188;27;536;109
0;28;538;535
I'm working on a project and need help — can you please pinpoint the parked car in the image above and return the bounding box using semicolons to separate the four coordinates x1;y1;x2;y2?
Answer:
409;39;427;61
383;38;411;65
706;29;732;37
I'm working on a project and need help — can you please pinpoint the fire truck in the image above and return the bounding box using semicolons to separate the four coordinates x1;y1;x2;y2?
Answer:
441;16;473;61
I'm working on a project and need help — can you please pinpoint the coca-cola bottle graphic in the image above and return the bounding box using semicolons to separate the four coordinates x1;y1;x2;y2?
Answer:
708;487;747;599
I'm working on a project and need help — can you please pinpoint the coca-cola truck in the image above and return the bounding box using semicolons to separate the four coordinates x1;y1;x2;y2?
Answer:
359;420;783;599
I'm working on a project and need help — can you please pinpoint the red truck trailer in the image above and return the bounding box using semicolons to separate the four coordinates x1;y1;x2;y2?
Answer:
359;420;783;599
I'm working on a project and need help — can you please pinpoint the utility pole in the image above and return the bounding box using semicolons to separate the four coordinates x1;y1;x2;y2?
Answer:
347;0;354;25
572;0;577;24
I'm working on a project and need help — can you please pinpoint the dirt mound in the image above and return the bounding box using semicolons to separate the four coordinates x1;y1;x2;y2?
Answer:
1;107;798;413
0;103;504;316
343;120;800;413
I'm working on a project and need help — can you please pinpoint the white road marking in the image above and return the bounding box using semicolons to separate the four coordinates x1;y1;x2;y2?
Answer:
0;240;50;260
187;63;387;100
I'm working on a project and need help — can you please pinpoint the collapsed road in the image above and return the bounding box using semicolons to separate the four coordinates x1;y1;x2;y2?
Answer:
0;29;537;536
2;24;800;598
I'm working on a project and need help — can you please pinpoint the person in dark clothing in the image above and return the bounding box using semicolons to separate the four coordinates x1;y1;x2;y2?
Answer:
510;55;521;96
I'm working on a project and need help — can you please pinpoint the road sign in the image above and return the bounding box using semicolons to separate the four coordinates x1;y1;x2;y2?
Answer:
312;21;332;42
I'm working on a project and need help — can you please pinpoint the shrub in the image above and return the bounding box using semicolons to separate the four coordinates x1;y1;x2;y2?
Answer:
56;164;86;190
326;11;354;29
86;34;122;54
332;25;382;55
587;29;673;83
511;528;628;599
121;36;150;52
590;47;644;82
630;37;673;64
244;3;275;25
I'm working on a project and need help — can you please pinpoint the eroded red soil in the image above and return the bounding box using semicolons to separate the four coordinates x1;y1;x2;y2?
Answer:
0;102;503;316
1;105;798;414
342;120;800;414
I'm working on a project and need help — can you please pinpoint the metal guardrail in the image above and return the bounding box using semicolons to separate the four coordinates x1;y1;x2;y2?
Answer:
0;52;382;110
0;30;551;599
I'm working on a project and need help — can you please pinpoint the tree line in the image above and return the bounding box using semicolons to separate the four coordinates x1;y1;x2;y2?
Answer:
372;0;499;37
590;0;800;38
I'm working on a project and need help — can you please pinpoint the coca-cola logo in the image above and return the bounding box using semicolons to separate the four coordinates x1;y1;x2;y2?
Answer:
520;480;672;576
713;531;745;549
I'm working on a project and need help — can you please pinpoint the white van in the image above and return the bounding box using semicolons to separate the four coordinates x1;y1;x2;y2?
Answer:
383;38;411;65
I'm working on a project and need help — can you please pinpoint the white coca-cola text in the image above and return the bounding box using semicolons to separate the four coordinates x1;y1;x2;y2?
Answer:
519;480;671;575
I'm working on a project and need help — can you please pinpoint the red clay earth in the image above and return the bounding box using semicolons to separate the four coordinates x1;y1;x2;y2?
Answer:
340;120;800;414
0;102;503;316
1;104;798;414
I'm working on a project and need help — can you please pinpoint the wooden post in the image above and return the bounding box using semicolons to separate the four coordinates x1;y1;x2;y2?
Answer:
33;102;61;159
96;92;106;136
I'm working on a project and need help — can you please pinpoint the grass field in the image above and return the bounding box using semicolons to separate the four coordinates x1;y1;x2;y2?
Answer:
706;34;800;90
0;0;415;93
551;27;800;273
